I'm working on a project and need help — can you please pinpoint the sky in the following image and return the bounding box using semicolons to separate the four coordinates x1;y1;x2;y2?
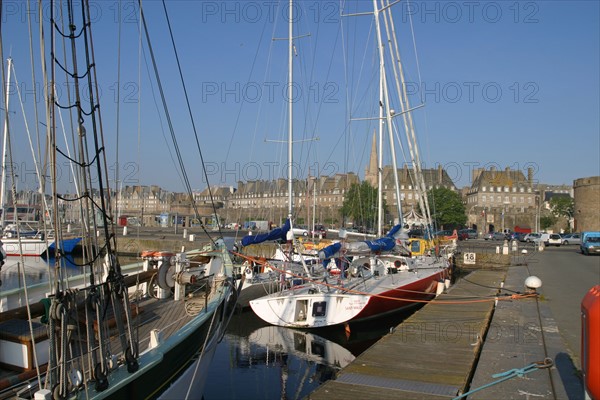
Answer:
1;0;599;195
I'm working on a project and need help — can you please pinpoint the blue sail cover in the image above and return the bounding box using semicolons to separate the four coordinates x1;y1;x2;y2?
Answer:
241;219;290;247
318;242;342;260
318;224;402;259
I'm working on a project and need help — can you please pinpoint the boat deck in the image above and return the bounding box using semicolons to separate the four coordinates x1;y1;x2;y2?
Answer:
0;282;210;399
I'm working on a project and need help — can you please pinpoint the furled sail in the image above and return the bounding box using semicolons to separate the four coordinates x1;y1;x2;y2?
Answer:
241;219;290;247
318;225;404;260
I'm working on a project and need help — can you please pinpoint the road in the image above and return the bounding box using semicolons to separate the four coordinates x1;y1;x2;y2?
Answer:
525;244;600;369
459;239;600;370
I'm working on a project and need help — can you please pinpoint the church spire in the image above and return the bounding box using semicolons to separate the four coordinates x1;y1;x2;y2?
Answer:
365;130;378;186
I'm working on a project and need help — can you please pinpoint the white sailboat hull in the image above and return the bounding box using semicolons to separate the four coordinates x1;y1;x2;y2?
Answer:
250;255;449;328
250;291;370;328
2;238;48;257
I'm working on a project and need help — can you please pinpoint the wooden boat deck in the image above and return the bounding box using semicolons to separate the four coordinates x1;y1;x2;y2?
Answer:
0;281;211;399
307;269;506;399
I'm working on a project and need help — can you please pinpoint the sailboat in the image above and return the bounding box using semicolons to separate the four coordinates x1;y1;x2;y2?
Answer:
0;2;235;399
249;0;452;328
0;58;81;257
231;0;324;308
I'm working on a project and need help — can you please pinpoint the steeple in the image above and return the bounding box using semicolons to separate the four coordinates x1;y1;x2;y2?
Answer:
365;130;378;186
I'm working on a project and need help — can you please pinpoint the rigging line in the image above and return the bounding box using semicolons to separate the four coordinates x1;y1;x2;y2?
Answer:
56;0;85;246
161;0;221;238
223;4;271;162
28;0;54;296
138;2;217;245
76;1;115;258
11;63;46;209
0;55;46;392
136;29;185;188
52;19;86;39
53;56;92;79
27;0;46;199
115;0;122;227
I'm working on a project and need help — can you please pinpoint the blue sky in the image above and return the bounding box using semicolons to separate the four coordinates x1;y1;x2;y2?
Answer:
1;1;599;194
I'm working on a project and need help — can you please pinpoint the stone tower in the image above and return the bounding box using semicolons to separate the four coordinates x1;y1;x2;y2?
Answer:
574;176;600;231
365;131;378;186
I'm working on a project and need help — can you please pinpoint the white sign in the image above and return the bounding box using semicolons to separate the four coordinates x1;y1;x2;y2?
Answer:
463;252;476;265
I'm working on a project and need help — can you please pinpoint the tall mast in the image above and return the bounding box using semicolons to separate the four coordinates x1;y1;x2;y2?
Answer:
1;57;13;228
377;64;384;236
373;0;403;230
287;0;293;222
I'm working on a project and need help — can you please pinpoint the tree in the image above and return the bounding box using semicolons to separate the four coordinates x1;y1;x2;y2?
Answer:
549;196;574;219
540;215;557;230
340;181;386;230
423;187;466;229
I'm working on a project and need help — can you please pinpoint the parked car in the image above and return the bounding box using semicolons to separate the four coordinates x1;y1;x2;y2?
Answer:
531;233;551;246
561;233;581;245
581;232;600;255
547;233;562;246
458;228;478;239
457;231;469;241
523;233;541;243
514;232;527;242
434;230;453;238
292;226;309;236
310;224;327;238
484;232;506;240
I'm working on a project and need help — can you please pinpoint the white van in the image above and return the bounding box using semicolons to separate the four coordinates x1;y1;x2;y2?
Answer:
532;233;550;246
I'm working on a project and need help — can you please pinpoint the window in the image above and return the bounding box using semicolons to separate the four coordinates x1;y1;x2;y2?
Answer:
482;195;487;202
312;302;327;317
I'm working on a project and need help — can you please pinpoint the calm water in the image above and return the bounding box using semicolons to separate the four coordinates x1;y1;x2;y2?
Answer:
1;256;416;400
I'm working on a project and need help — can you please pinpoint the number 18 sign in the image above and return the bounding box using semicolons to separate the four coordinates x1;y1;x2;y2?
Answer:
463;252;476;265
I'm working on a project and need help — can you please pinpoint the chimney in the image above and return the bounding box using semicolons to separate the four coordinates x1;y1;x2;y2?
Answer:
438;164;443;183
528;167;533;186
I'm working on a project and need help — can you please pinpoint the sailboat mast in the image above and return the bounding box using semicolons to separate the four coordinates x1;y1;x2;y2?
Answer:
287;0;293;222
0;57;12;228
373;0;403;229
377;82;384;236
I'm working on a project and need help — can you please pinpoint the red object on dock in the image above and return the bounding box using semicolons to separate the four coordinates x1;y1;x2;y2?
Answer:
581;285;600;400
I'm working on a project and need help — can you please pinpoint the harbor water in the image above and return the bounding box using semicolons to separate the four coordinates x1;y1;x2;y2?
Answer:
0;255;415;399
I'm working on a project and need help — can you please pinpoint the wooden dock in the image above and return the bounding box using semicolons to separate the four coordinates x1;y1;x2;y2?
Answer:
307;269;507;399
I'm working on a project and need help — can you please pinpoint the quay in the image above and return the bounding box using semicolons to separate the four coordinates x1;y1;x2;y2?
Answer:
308;248;586;400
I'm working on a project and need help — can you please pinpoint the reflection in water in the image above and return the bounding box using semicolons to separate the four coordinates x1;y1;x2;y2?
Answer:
0;255;81;289
203;307;417;400
1;256;421;400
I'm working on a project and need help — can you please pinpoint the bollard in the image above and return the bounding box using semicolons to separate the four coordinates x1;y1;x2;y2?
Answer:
189;234;195;242
183;228;188;239
496;246;500;254
512;240;518;252
123;226;128;236
502;241;509;255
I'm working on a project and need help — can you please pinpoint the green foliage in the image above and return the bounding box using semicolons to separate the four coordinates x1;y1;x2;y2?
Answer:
340;181;386;229
425;187;467;229
540;215;557;230
549;196;574;219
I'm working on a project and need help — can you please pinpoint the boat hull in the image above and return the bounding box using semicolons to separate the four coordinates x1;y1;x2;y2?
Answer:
250;260;449;328
80;286;232;399
2;238;48;257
